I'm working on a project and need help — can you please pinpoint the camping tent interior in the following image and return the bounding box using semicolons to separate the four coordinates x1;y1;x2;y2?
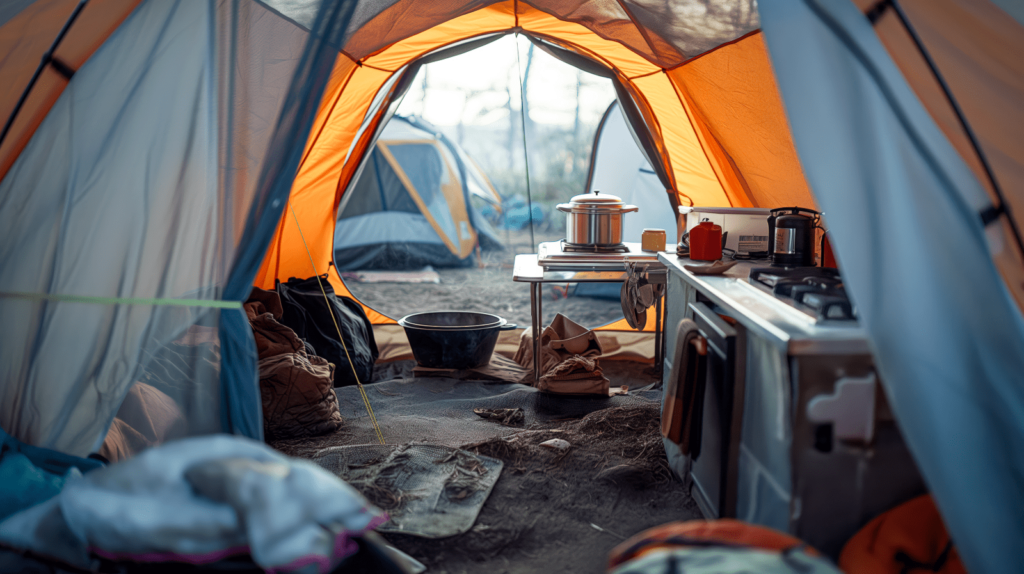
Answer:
333;114;503;271
1;0;1024;572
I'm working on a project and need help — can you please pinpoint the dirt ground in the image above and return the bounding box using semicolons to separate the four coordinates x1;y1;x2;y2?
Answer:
344;229;628;330
379;404;701;574
269;357;697;574
272;366;698;574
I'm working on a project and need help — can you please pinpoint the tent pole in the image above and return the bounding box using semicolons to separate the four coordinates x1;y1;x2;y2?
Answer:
0;0;89;150
875;0;1024;256
515;34;536;251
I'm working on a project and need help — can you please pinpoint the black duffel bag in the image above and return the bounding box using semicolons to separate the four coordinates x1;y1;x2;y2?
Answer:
276;275;378;387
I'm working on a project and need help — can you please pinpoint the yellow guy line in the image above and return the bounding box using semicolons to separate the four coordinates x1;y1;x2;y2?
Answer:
288;206;385;445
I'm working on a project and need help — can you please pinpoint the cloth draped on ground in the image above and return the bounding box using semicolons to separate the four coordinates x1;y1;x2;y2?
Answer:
514;313;611;395
0;435;385;574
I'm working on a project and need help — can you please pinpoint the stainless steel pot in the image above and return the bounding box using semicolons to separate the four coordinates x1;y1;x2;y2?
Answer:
556;191;638;246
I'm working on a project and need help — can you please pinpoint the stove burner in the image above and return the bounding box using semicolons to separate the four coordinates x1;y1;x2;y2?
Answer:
559;239;630;253
749;266;856;322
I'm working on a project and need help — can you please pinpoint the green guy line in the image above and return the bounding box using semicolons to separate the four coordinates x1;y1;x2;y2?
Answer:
0;291;242;309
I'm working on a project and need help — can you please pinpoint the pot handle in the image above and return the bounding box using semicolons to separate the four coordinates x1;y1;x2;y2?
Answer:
621;205;639;213
556;204;572;213
500;323;518;331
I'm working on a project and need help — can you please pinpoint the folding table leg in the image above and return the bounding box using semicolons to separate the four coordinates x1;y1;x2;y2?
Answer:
531;282;542;381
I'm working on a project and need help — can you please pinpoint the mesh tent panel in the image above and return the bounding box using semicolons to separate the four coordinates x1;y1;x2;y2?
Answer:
0;0;356;456
0;0;143;188
621;0;759;59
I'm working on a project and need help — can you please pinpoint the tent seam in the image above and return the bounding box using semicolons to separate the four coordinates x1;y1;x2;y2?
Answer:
615;75;680;198
626;68;663;81
613;0;662;65
665;29;763;72
518;0;681;68
359;61;394;72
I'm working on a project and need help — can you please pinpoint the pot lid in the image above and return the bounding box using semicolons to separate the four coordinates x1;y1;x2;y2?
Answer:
569;189;622;204
558;190;638;213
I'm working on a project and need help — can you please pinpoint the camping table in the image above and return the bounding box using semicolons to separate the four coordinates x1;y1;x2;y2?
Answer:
512;253;668;381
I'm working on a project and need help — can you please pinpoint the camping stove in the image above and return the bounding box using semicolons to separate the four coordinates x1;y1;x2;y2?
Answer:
748;266;856;322
658;255;924;558
537;240;659;271
559;239;630;253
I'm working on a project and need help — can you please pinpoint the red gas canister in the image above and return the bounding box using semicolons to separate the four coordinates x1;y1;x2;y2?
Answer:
689;219;723;261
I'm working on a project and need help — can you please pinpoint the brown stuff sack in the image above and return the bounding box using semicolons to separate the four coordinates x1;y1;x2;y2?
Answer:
246;287;307;359
99;382;187;462
259;352;343;441
840;494;966;574
250;312;305;359
244;286;284;320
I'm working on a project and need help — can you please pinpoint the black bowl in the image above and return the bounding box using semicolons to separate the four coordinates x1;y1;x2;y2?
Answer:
398;311;516;369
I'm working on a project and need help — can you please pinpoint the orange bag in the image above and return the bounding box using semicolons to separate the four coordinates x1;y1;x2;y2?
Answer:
840;494;966;574
608;519;821;570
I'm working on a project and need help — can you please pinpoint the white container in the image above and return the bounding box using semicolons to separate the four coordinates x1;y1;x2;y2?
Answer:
680;206;771;254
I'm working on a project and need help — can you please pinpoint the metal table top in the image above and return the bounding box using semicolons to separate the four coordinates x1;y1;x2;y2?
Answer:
513;253;667;283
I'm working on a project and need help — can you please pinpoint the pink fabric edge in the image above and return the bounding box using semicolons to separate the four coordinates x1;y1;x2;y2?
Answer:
90;544;250;564
266;513;390;574
87;513;389;574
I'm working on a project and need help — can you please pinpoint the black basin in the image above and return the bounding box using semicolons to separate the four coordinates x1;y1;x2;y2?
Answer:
399;311;517;369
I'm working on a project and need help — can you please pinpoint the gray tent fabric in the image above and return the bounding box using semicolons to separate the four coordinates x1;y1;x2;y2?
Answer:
760;1;1024;572
575;101;675;301
0;0;35;28
0;0;357;456
586;101;676;243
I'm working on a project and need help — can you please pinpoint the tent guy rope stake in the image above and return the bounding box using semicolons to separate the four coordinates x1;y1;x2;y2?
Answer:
289;206;385;445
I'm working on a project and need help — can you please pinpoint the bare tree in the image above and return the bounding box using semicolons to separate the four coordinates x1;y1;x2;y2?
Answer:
519;42;536;142
573;69;582;145
417;67;429;116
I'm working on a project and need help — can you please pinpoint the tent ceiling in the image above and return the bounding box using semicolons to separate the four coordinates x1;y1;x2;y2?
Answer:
263;0;760;65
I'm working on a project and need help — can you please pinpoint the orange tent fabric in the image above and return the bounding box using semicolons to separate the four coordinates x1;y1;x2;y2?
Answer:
252;0;812;331
0;0;142;184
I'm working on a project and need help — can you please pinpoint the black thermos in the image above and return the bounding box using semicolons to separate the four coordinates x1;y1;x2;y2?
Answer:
769;207;818;267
